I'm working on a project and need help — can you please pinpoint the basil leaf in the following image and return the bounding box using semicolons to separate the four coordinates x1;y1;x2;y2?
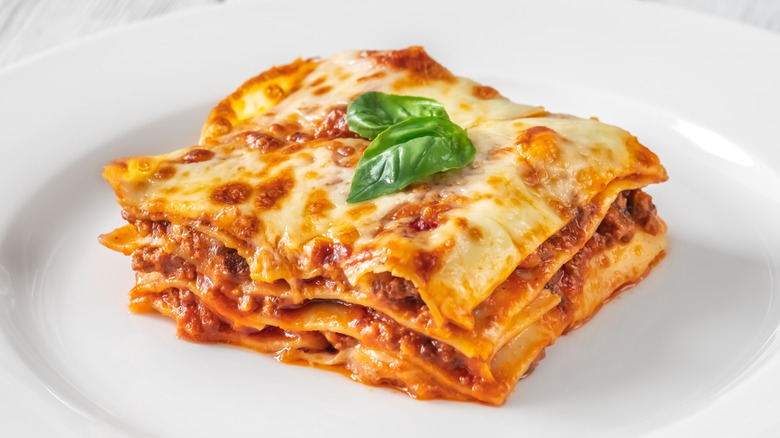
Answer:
346;91;449;139
346;116;475;203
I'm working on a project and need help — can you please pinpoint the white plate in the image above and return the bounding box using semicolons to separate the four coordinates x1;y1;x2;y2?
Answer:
1;0;779;436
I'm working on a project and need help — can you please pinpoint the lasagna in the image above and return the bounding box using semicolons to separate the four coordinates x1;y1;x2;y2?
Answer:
99;47;667;405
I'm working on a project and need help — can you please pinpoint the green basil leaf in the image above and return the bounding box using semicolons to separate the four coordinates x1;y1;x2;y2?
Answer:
346;116;475;203
346;91;449;139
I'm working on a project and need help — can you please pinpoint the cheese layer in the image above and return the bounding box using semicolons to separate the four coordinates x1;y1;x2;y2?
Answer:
103;47;666;328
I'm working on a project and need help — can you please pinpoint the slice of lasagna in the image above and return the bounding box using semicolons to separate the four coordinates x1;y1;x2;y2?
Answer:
100;47;667;405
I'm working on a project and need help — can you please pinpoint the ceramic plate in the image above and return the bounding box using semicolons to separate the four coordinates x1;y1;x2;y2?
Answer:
1;1;779;436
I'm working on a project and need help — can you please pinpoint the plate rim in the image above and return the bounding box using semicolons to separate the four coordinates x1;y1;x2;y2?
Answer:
1;1;780;436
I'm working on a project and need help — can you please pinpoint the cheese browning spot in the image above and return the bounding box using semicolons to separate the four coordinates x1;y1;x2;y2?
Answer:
182;148;215;163
327;141;361;168
412;238;455;283
347;203;378;220
313;85;333;96
268;123;287;137
315;105;361;139
200;58;319;144
516;126;563;188
232;214;260;239
305;188;335;218
473;85;500;100
264;84;285;100
522;167;546;188
207;115;234;139
548;199;573;218
146;198;167;212
256;170;295;210
240;131;285;152
487;175;507;188
369;46;454;81
153;166;176;180
260;153;292;170
367;46;455;90
211;182;253;205
336;67;353;81
107;159;128;172
136;160;152;172
335;226;360;245
356;71;387;83
310;75;328;87
516;126;561;163
336;145;355;156
287;132;314;143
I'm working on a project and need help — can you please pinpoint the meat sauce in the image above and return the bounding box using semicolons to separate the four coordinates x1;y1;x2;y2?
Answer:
136;287;330;350
125;189;660;394
545;190;661;320
131;243;491;389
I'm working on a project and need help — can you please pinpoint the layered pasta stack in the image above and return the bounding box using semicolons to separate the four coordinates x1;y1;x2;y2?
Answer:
100;47;667;405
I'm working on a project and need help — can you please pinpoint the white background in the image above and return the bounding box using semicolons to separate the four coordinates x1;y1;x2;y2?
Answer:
1;0;780;69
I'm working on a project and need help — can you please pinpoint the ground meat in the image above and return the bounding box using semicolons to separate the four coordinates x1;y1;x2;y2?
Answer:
596;189;661;245
521;203;597;270
314;105;361;139
547;189;661;310
597;193;636;245
125;216;252;286
166;288;230;339
131;246;196;281
122;211;170;238
370;273;420;302
627;189;661;235
220;247;250;278
353;309;480;385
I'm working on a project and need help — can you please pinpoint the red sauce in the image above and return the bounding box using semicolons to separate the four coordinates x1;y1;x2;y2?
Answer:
121;187;663;405
310;240;351;267
127;226;490;392
314;105;361;140
545;190;662;324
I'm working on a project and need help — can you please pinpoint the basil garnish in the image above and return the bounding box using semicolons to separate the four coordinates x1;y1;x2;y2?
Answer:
346;116;476;204
346;91;449;139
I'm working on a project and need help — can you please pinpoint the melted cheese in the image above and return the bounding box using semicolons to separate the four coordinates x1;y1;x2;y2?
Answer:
103;47;666;329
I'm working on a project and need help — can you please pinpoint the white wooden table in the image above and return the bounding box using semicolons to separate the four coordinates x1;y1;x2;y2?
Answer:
1;0;780;70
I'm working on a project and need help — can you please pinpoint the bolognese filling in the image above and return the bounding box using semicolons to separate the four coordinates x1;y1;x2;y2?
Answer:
115;188;663;403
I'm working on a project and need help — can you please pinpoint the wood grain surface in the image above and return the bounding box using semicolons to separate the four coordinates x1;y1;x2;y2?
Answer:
1;0;779;69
